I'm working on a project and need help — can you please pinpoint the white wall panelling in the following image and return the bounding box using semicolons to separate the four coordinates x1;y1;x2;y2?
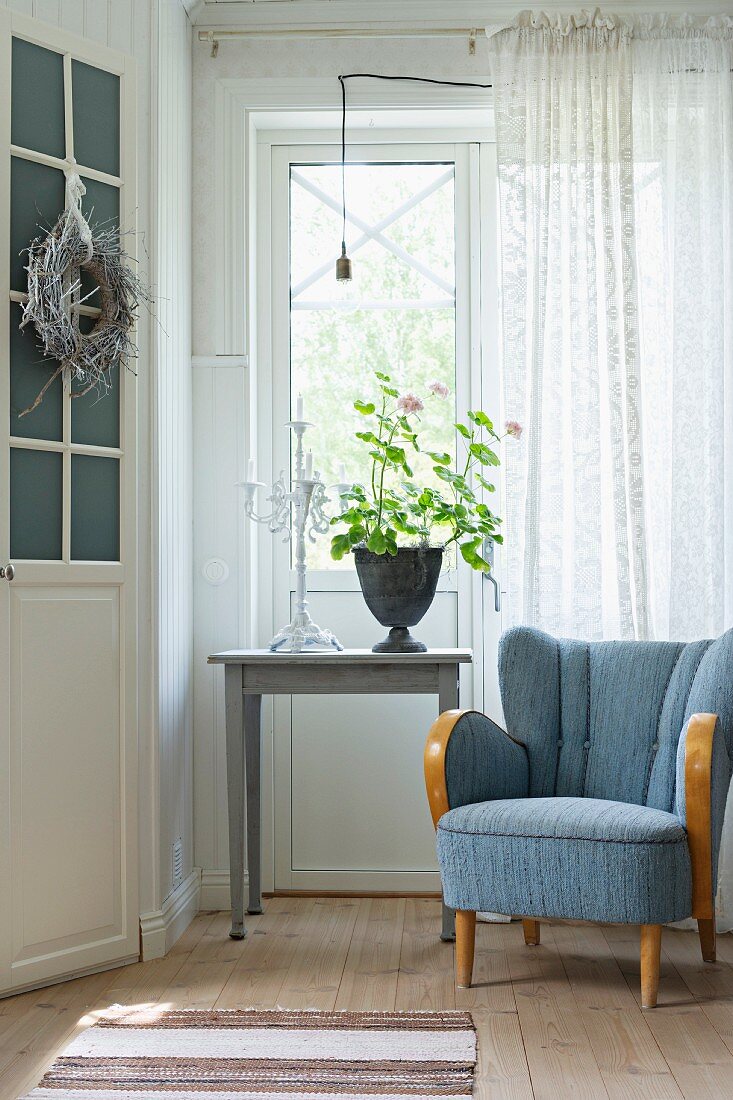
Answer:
152;0;195;942
192;355;250;883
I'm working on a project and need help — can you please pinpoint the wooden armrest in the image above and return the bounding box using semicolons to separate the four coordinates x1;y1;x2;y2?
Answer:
424;708;524;829
685;712;718;919
424;709;468;828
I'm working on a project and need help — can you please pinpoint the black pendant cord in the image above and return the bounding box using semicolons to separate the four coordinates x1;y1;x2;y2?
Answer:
336;72;492;276
339;73;347;253
339;73;493;90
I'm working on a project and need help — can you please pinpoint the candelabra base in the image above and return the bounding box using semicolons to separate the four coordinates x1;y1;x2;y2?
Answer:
269;611;343;653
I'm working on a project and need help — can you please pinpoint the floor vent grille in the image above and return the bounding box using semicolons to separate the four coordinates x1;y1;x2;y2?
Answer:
172;837;183;889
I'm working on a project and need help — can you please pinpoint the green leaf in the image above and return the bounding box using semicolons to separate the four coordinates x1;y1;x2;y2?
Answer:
354;400;376;415
330;534;352;560
435;466;460;483
476;474;496;492
455;422;471;438
355;430;379;444
427;450;451;465
375;370;391;382
385;445;406;464
471;410;493;429
366;527;388;554
385;528;399;556
460;537;490;573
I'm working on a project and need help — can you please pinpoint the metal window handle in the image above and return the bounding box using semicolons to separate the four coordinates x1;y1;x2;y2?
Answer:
0;564;15;582
482;542;501;613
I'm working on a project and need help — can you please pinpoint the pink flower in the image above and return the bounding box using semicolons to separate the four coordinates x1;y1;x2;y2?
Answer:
397;392;424;415
428;380;450;399
505;419;523;439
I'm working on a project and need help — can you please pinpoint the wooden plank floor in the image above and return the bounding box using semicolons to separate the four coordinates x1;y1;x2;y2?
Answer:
1;899;732;1099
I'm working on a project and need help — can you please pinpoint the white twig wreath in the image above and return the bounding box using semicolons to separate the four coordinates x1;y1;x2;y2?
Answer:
19;161;147;418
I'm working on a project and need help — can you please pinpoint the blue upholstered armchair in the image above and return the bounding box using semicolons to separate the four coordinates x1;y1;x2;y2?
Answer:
425;627;733;1007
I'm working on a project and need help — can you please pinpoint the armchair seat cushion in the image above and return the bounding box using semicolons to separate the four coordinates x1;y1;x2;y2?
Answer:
437;797;692;925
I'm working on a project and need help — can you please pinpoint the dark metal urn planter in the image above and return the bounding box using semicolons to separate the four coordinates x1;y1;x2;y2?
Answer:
353;545;443;653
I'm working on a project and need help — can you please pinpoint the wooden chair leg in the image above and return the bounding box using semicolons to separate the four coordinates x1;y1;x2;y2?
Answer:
698;917;716;962
455;910;476;988
640;924;662;1009
522;918;540;946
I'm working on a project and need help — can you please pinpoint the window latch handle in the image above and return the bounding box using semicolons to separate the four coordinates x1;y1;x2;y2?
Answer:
482;541;500;613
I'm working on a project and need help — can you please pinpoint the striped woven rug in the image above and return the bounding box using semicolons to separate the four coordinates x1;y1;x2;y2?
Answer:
23;1008;477;1097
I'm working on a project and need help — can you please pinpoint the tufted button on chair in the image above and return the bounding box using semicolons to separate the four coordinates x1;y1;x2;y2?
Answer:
424;626;733;1007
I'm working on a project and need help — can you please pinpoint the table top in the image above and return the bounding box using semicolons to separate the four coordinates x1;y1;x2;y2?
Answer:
208;648;473;665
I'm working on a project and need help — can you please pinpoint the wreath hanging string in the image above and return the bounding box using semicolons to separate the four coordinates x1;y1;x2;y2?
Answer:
19;159;147;418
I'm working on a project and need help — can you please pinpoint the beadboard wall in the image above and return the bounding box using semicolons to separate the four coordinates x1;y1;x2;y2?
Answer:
155;0;194;923
0;0;195;949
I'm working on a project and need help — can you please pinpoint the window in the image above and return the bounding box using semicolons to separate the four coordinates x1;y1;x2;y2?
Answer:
289;158;458;568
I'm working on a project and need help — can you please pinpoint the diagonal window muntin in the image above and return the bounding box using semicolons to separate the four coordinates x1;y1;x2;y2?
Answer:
290;162;456;309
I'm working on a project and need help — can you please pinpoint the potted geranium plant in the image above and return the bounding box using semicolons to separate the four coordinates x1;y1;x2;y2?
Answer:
330;369;521;652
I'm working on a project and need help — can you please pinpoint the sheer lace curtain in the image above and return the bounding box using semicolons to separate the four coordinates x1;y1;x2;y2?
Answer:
488;11;733;642
487;12;733;925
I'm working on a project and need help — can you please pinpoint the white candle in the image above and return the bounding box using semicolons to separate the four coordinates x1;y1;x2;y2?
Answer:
338;462;347;484
247;457;256;482
305;449;313;479
296;393;304;421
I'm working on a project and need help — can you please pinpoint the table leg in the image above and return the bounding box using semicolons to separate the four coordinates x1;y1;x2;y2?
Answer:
438;663;459;942
245;693;263;915
225;665;246;939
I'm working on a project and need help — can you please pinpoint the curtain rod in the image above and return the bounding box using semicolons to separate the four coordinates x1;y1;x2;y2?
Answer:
199;27;483;54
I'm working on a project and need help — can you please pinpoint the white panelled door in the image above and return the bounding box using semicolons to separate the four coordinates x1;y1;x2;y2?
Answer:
0;13;138;994
259;140;502;893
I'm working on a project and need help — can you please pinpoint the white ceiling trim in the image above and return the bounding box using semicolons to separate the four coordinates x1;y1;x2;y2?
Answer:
195;0;733;30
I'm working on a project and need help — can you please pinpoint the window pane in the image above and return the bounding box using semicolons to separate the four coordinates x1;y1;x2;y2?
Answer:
10;302;63;441
10;157;65;292
10;447;62;560
72;60;120;176
71;314;120;447
289;162;456;569
11;38;65;159
71;454;119;561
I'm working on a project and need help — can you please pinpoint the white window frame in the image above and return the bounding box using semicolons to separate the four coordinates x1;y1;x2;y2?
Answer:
270;139;467;593
203;78;500;893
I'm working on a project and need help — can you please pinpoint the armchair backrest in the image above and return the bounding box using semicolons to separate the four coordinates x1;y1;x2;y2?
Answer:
498;626;733;812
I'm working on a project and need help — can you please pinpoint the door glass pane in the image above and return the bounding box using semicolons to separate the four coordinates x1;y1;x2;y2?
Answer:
11;38;65;159
289;161;457;568
80;179;120;307
71;314;120;447
10;447;62;559
71;454;119;561
72;60;120;177
10;157;65;291
10;302;63;440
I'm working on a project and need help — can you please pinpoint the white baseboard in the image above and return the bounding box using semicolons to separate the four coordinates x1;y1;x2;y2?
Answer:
200;868;246;911
140;868;202;960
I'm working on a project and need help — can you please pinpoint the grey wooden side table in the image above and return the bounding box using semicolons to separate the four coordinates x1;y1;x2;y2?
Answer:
207;648;473;941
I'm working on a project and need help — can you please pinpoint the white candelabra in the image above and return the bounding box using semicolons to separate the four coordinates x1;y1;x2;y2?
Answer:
240;410;345;653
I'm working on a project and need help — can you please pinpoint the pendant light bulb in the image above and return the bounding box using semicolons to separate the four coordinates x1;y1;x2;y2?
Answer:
336;241;352;283
335;76;353;284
